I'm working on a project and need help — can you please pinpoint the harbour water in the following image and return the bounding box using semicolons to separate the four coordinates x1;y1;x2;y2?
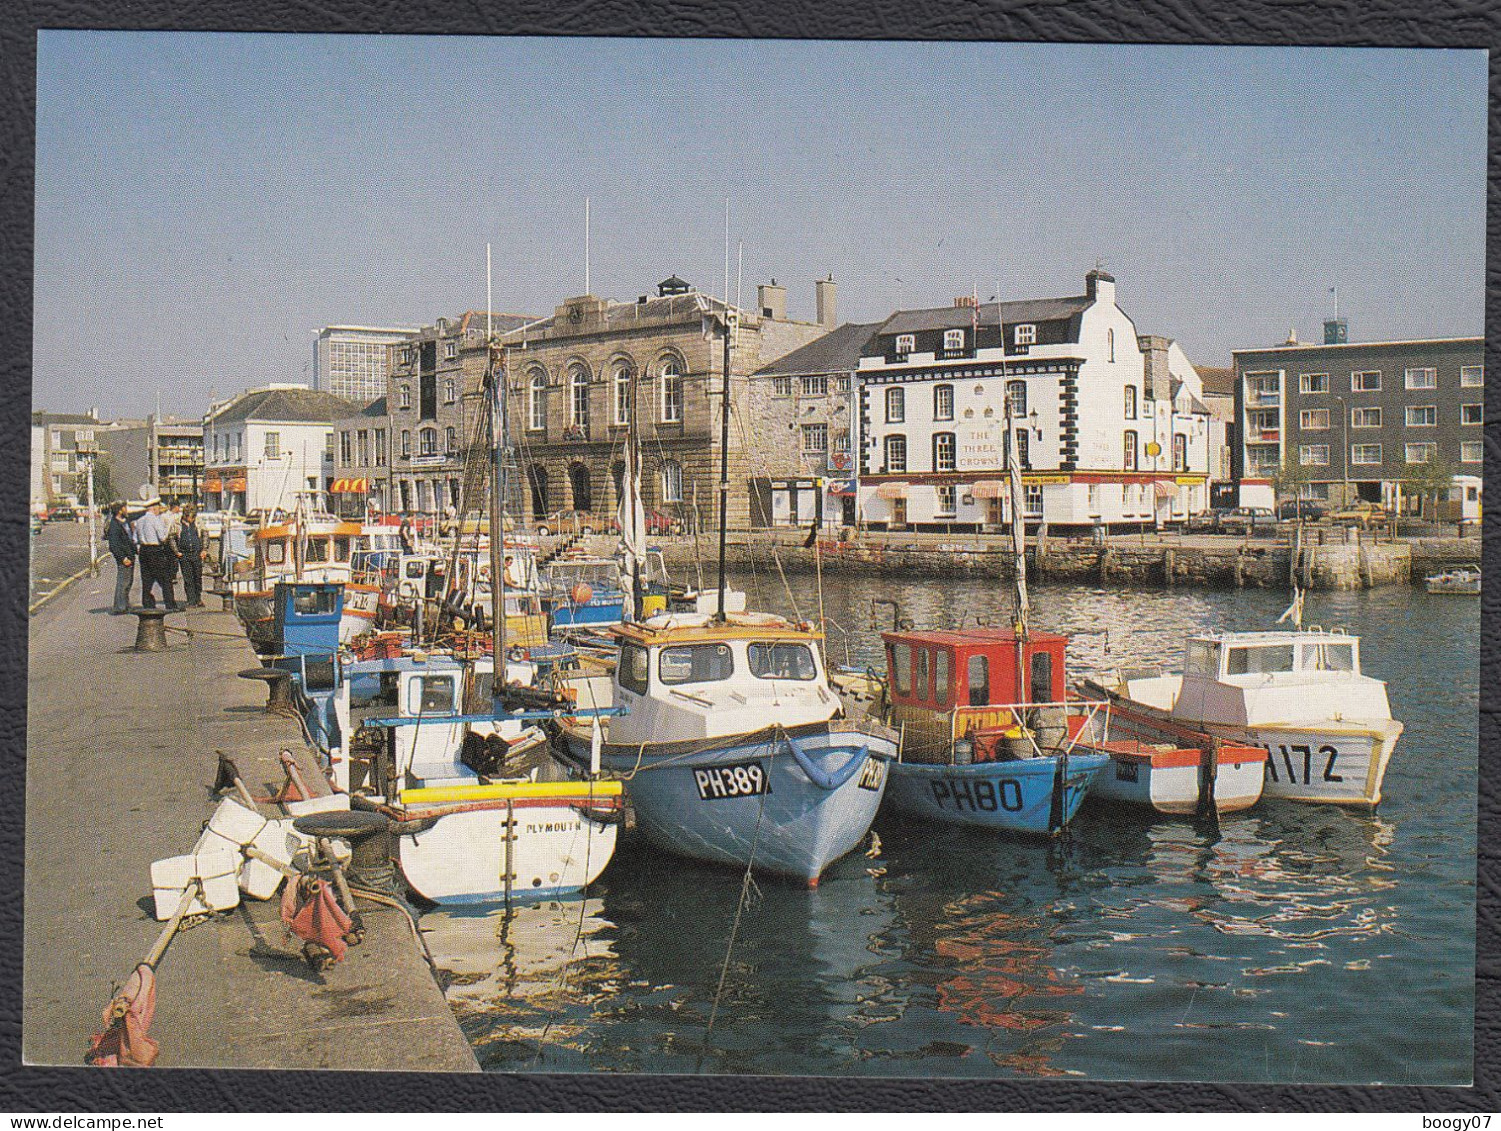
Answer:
420;576;1477;1084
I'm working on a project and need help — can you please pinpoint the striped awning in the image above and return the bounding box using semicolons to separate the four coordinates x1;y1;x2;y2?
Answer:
970;480;1008;499
203;474;222;492
875;482;908;499
330;478;369;493
1153;479;1178;499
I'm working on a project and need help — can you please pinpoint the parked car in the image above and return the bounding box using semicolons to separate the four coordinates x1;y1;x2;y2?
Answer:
645;509;679;536
1219;506;1277;536
48;504;79;522
1184;507;1233;533
1328;502;1389;527
535;509;605;536
1277;500;1327;521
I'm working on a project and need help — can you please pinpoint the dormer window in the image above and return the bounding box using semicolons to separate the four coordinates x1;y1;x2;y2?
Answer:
943;328;965;351
1015;324;1037;345
895;333;915;355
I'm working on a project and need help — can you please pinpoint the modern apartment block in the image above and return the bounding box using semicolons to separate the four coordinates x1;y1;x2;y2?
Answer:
99;417;206;505
313;325;419;403
1233;324;1483;513
32;409;107;507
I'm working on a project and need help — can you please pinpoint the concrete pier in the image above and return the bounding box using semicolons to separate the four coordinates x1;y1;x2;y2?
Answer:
24;569;477;1071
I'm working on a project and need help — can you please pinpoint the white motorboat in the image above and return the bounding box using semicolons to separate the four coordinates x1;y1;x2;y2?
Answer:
1425;566;1480;595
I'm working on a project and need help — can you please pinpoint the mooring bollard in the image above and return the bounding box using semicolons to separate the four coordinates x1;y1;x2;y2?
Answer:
131;607;170;652
292;810;400;898
237;666;297;716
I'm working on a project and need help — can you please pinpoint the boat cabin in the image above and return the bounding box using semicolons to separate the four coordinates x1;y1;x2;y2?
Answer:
881;628;1072;763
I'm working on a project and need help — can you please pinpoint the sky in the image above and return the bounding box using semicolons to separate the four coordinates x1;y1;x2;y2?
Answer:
32;33;1487;420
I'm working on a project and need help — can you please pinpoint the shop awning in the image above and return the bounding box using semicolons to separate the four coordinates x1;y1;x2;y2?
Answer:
875;482;908;499
227;476;248;493
330;478;369;493
1153;480;1178;499
970;480;1008;499
203;475;222;492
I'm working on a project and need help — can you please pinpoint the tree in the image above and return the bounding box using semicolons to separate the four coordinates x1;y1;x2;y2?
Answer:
1399;455;1455;519
90;457;115;508
1269;458;1316;503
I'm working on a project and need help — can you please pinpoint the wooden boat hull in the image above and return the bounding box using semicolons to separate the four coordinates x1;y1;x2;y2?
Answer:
561;720;894;885
884;754;1108;835
1078;707;1267;815
1229;721;1403;807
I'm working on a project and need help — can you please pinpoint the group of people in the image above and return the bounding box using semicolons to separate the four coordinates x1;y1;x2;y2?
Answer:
104;497;210;614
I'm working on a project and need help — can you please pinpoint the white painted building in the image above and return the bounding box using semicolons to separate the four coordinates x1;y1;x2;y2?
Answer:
202;384;357;516
856;271;1211;530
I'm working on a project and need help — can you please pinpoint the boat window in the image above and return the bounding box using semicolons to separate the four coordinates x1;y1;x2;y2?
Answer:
749;642;818;681
265;541;286;566
334;536;352;561
913;647;931;701
304;539;329;564
405;560;426;579
619;644;650;695
967;654;989;706
1030;651;1053;703
889;644;911;697
1185;640;1220;677
1225;645;1295;676
659;643;734;686
934;649;952;704
291;588;337;615
409;674;457;715
1304;642;1355;672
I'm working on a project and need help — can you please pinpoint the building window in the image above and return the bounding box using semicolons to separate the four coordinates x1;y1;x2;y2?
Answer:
1024;484;1043;515
886;387;905;423
1107;328;1115;363
1124;385;1137;420
660;460;683;503
933;432;956;472
1405;405;1437;427
399;346;412;365
339;431;352;464
1351;407;1382;429
1123;430;1138;471
375;429;387;466
936;484;957;516
357;431;369;466
660;359;683;423
772;376;793;397
1461;441;1483;463
1300;444;1330;466
419;428;438;456
834;375;851;394
1351;443;1382;465
895;333;915;356
943;328;965;352
443;341;457;361
444;426;456;453
1172;433;1187;472
264;432;280;459
399;384;412;409
833;430;851;456
801;374;828;396
1088;483;1101;515
885;434;907;473
570;366;591;430
933;384;954;421
1405;442;1436;464
1005;380;1027;419
1405;367;1437;390
1300;408;1330;431
1351;371;1381;392
1014;430;1031;470
1461;365;1484;387
1462;403;1483;425
401;430;412;459
1300;373;1330;394
1015;324;1036;346
613;364;632;427
528;370;547;432
802;423;828;455
443;378;456;403
325;433;335;462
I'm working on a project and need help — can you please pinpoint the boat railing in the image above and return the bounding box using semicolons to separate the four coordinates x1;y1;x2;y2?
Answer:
946;697;1111;763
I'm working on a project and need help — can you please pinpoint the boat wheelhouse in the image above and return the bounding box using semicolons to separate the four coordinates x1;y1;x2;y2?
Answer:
1083;628;1403;806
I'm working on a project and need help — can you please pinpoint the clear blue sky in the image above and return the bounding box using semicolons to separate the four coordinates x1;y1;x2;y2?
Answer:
33;33;1486;419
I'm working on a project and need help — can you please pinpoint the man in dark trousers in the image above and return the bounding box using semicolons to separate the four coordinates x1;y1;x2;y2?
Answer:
131;496;179;610
176;503;208;607
104;501;136;615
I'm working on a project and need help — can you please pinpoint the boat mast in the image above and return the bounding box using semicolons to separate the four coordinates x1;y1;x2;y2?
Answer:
622;364;645;622
1000;309;1028;641
714;306;734;623
489;338;507;703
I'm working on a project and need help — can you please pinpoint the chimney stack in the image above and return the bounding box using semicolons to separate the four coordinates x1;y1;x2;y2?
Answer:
1085;268;1116;306
758;279;787;321
1324;317;1348;345
815;275;838;328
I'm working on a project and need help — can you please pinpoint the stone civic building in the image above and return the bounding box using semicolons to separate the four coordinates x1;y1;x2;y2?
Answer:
495;276;834;531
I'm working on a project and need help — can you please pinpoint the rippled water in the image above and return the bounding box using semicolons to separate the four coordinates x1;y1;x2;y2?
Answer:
420;576;1477;1084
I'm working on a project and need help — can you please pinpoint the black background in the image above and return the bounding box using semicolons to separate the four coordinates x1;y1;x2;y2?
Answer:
1;0;1496;1112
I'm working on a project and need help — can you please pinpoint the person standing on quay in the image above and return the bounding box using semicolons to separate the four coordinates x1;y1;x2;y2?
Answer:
104;501;136;615
132;497;179;611
176;504;208;607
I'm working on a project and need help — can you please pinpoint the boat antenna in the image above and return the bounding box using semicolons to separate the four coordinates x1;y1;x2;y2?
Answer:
714;305;734;622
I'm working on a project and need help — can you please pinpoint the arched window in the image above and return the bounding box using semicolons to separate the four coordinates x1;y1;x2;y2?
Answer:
399;385;411;410
1005;380;1027;419
613;363;632;426
443;378;456;404
1173;433;1187;472
933;384;954;421
419;427;438;456
1108;328;1116;363
886;387;905;423
569;365;590;431
660;460;683;503
527;465;549;517
569;463;592;510
1124;430;1138;471
400;429;412;458
660;358;684;423
528;369;547;432
444;426;456;454
1124;384;1137;420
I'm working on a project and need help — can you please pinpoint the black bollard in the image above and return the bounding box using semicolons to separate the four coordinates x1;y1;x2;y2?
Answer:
237;667;297;716
292;810;400;898
131;607;169;652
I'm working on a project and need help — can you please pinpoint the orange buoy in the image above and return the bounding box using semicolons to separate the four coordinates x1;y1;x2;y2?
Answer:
570;583;593;605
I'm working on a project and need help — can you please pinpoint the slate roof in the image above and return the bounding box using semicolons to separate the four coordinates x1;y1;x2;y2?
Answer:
1196;366;1234;396
34;411;103;426
213;387;359;424
456;311;534;336
754;322;880;377
510;292;736;340
876;296;1092;337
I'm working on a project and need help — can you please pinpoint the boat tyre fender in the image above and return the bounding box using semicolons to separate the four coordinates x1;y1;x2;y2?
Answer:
777;728;870;792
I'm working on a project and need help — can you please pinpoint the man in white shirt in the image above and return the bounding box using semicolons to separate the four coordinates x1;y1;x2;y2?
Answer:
132;497;179;610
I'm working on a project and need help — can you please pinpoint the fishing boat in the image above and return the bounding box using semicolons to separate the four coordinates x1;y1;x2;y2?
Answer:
1425;566;1480;594
1081;625;1403;806
555;311;896;885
